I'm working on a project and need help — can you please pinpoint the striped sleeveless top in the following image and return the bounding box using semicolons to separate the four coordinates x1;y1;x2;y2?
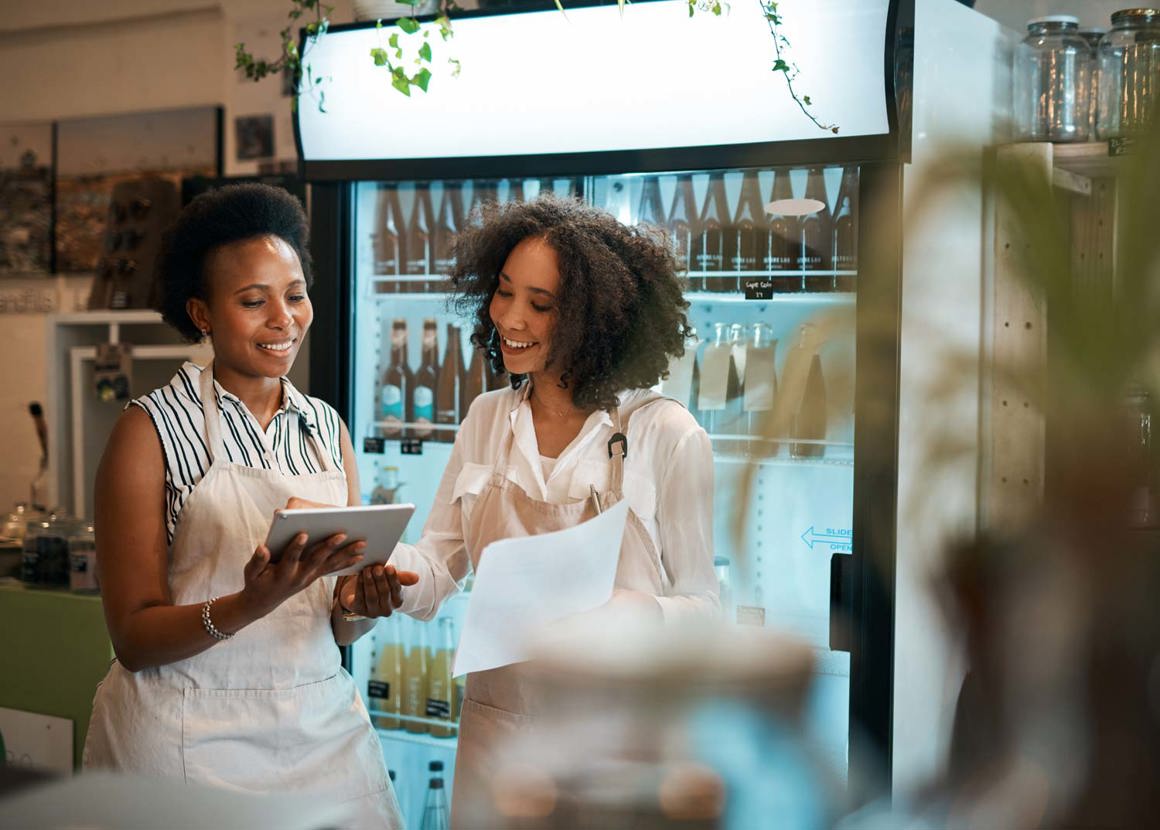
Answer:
131;362;346;544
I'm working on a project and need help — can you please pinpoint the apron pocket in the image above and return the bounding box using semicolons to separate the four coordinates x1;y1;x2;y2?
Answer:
181;672;388;801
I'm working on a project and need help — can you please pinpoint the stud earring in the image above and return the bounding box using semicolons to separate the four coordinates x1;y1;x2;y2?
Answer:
200;328;210;338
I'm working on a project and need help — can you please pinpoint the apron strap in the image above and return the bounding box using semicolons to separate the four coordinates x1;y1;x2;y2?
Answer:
199;362;337;474
199;361;225;465
605;395;674;497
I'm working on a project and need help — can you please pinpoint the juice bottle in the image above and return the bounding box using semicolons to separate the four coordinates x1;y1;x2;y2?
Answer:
402;616;430;734
369;614;404;729
426;617;456;738
412;319;439;440
435;324;464;442
381;319;412;439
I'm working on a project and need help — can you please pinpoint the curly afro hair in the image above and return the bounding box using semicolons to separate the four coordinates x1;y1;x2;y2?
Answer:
156;183;312;342
450;193;692;412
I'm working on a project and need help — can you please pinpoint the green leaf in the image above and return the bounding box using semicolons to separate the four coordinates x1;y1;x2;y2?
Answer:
419;41;432;62
376;19;383;29
389;33;399;49
399;17;421;34
802;95;811;105
371;47;389;66
392;73;412;96
449;57;462;77
412;67;432;92
772;58;790;72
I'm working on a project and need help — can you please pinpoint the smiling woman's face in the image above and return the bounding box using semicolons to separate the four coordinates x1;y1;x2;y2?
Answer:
186;234;313;380
489;236;561;378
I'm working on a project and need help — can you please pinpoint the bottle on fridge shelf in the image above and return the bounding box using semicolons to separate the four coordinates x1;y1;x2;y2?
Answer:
381;319;412;439
800;166;833;290
776;323;819;455
832;166;859;291
369;613;404;729
636;175;666;230
406;186;435;292
697;322;731;438
453;673;466;724
659;327;700;411
731;171;767;275
431;184;459;293
419;763;450;830
696;172;732;291
436;324;464;442
369;464;402;505
743;322;778;457
463;345;487;420
402;616;430;734
667;174;698;286
426;617;456;737
536;177;556;200
792;353;827;458
506;177;526;203
412;319;439;441
560;176;582;199
721;322;747;441
766;168;800;292
373;184;403;293
467;179;498;229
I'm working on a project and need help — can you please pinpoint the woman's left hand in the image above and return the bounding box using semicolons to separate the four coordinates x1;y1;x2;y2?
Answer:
337;564;419;618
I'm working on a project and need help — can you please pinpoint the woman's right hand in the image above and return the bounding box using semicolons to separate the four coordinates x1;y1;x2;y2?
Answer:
240;532;366;617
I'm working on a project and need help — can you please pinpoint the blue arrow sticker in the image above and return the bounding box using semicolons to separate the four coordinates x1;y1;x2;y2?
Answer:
800;525;853;552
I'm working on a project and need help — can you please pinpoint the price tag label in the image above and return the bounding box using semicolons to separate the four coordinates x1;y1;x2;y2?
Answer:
400;439;424;455
362;437;386;454
743;278;774;300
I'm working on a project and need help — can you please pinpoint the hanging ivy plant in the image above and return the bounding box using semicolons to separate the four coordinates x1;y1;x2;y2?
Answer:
235;0;836;133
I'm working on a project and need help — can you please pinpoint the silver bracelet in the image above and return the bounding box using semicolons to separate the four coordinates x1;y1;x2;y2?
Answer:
201;596;234;641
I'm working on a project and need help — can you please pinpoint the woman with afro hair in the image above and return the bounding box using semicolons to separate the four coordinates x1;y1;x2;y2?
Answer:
387;193;719;825
83;184;404;829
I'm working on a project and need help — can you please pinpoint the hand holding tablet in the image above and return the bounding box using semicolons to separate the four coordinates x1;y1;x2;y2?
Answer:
265;503;416;576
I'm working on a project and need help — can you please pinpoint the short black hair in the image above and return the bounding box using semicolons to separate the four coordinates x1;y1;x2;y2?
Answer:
450;194;692;412
156;183;312;341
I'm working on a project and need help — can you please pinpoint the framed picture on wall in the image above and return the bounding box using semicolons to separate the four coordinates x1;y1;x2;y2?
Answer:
54;106;222;274
0;122;53;277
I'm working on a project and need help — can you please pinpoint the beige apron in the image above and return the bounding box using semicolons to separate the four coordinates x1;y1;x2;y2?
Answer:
84;363;402;830
451;396;670;828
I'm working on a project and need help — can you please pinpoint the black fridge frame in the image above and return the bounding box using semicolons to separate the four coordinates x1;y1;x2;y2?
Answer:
305;0;912;805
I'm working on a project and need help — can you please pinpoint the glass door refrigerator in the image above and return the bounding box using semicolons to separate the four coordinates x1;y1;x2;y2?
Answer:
294;0;1013;821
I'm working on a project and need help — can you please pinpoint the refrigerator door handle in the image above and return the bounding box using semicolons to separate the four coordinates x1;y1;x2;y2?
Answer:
830;552;855;652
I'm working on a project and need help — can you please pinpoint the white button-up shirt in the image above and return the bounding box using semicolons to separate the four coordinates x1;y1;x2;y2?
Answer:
392;383;719;622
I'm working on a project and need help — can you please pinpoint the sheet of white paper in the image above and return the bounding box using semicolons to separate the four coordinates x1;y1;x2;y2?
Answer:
453;498;629;677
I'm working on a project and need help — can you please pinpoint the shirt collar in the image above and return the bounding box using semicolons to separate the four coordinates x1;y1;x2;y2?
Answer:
208;371;319;433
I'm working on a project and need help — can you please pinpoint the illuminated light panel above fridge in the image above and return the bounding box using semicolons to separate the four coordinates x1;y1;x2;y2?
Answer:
296;0;891;164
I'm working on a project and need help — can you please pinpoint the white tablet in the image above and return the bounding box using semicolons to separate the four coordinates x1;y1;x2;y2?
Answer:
264;503;416;576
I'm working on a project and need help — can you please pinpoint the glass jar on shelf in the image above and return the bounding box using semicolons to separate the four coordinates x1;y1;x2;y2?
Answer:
1097;8;1160;140
1014;15;1094;143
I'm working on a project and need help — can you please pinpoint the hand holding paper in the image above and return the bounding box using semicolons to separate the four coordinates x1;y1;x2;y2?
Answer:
452;499;630;677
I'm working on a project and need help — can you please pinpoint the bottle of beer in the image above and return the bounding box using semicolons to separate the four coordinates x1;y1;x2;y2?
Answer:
696;172;731;291
466;179;497;229
668;174;698;287
412;319;439;440
559;177;582;199
767;168;801;292
373;184;402;294
435;324;464;443
505;178;526;204
406;185;434;292
463;345;487;421
431;185;458;293
799;166;833;291
732;171;767;276
536;177;555;200
381;319;412;439
636;176;666;229
426;617;456;738
832;165;859;291
792;353;827;458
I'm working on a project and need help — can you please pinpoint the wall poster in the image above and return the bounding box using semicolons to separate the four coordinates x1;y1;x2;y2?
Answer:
55;107;221;273
0;122;53;277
